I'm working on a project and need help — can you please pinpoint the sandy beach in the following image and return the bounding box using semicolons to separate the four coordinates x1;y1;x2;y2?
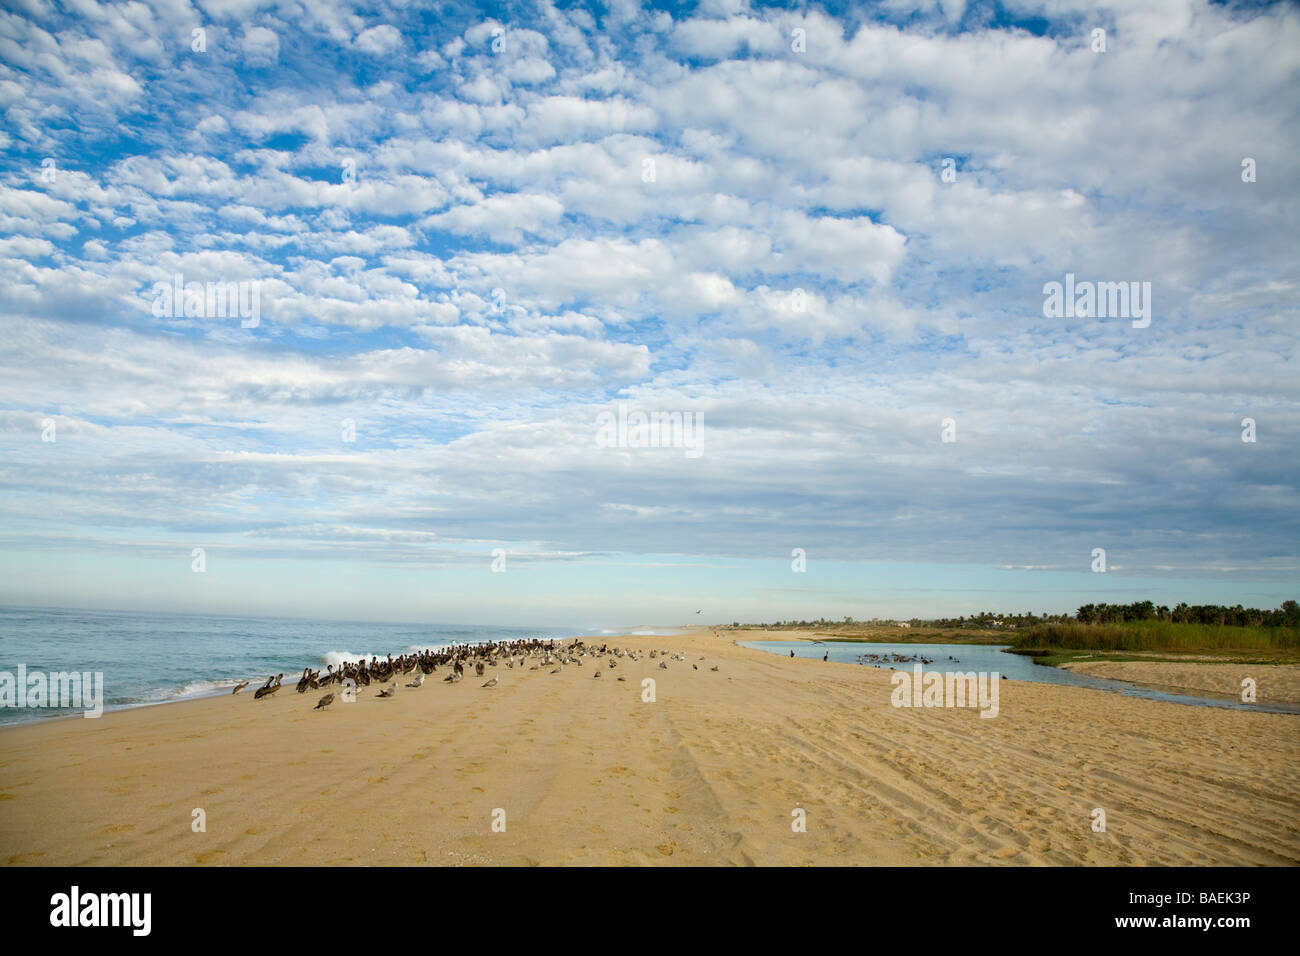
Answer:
1;627;1296;866
1060;660;1300;708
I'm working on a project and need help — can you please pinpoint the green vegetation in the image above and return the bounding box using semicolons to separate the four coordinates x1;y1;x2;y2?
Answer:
1010;605;1300;666
732;600;1300;662
1013;619;1299;653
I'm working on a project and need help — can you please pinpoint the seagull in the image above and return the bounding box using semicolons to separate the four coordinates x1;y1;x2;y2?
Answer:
692;664;698;670
314;692;334;710
377;683;397;698
550;667;561;674
482;677;498;688
594;671;602;678
659;661;668;669
406;673;425;688
711;666;719;672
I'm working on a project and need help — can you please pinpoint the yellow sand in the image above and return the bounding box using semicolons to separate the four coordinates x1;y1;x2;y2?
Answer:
1;628;1296;866
1061;660;1300;707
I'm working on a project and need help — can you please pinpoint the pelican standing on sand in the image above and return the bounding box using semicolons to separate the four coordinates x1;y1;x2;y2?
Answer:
231;680;250;694
254;674;283;699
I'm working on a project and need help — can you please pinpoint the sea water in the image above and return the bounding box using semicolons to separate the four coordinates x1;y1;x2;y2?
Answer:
0;605;584;726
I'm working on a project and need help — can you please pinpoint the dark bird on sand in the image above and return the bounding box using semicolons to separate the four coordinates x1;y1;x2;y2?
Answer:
231;680;250;695
315;692;334;710
254;675;283;699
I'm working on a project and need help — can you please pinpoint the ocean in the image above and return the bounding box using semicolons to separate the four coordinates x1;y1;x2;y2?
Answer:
0;605;588;726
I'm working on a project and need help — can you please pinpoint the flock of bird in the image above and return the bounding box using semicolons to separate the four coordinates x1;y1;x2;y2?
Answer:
854;651;958;668
230;639;721;711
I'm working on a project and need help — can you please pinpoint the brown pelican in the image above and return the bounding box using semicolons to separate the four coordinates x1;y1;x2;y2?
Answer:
231;681;250;695
314;692;334;710
254;675;283;699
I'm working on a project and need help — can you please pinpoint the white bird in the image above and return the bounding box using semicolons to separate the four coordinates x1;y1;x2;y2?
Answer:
406;673;425;688
482;677;498;688
377;683;397;698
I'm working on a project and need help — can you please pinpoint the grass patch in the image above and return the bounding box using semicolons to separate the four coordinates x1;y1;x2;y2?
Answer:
1011;620;1300;666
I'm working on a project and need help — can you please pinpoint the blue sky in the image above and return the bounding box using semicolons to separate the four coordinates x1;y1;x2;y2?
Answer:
0;0;1296;626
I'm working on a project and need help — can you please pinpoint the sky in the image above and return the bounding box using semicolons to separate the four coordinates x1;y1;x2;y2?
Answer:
0;0;1296;627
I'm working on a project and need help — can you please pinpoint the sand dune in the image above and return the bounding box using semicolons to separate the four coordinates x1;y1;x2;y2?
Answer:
1;628;1296;865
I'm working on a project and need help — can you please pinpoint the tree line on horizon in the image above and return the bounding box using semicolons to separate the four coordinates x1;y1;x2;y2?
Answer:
1072;600;1299;628
737;601;1299;630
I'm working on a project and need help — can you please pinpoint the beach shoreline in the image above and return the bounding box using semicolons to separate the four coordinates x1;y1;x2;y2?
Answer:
1;627;1296;866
